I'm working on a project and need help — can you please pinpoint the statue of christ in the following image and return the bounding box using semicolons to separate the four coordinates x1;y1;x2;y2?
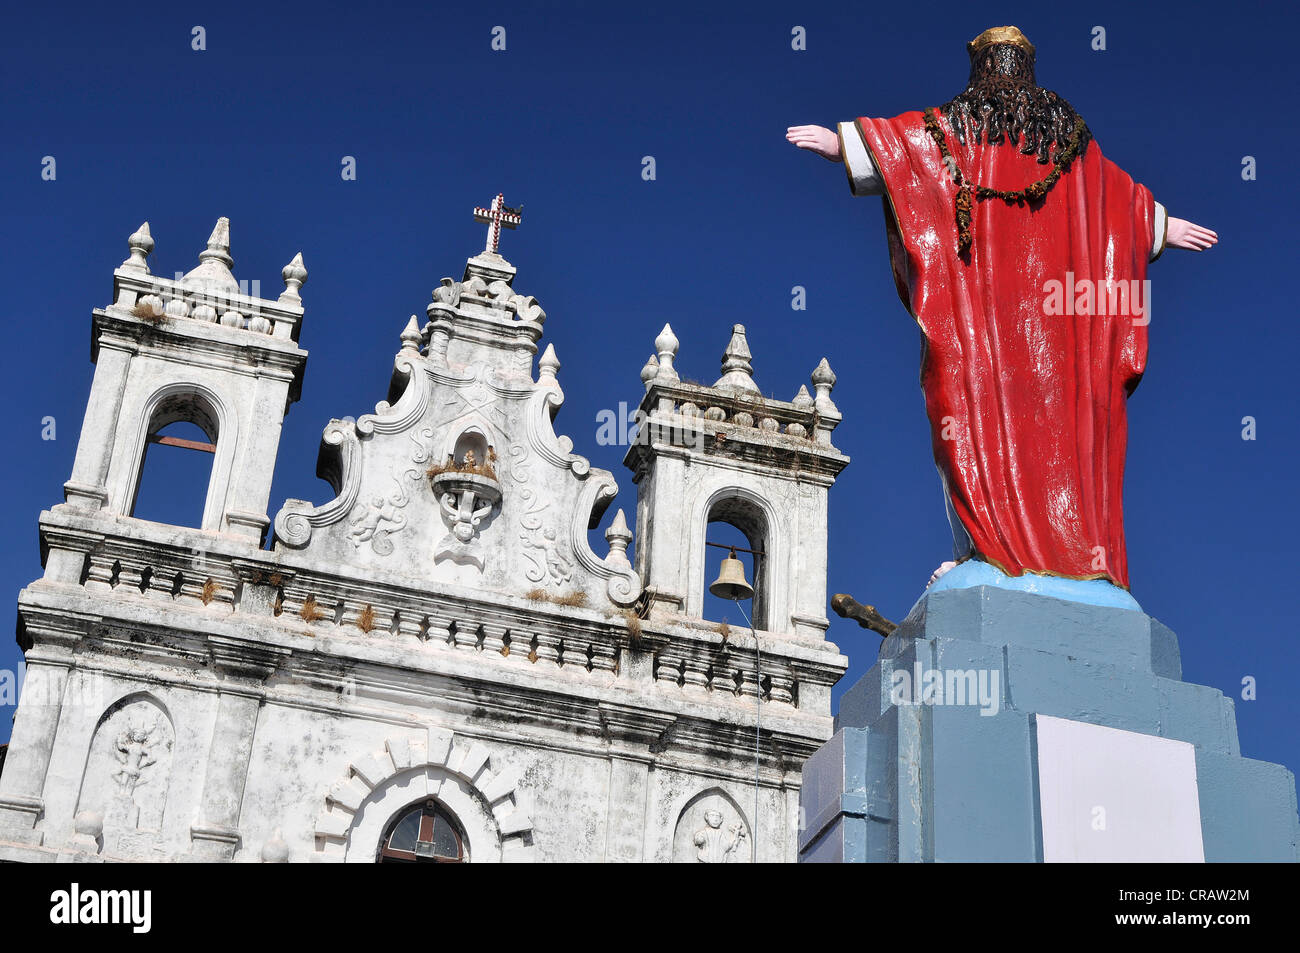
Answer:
788;26;1217;596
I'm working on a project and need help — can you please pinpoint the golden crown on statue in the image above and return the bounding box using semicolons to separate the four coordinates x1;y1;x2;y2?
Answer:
967;25;1035;58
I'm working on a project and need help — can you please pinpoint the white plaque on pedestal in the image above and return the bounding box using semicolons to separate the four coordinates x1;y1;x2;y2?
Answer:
1035;714;1204;862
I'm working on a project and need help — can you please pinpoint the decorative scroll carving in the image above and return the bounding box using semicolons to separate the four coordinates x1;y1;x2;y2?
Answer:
356;350;431;437
431;277;463;309
511;293;546;324
274;421;363;548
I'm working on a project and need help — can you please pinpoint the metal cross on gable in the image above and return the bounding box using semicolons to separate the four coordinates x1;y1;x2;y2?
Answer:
472;192;522;255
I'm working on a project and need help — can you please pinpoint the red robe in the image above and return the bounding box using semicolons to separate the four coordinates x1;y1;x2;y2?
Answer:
855;111;1158;588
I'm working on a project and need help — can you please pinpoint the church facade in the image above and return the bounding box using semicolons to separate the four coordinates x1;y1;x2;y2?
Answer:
0;212;849;862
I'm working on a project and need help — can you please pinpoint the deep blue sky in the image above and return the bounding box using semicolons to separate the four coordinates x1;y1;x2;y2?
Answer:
3;1;1296;783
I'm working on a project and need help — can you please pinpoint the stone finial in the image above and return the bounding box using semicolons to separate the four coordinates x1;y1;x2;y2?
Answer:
121;222;154;273
811;358;840;444
640;353;659;391
182;216;239;293
538;342;560;384
201;216;233;267
261;829;290;863
811;357;837;392
280;251;308;302
400;315;422;351
604;509;633;568
812;358;838;411
654;323;680;382
713;324;759;394
791;384;813;410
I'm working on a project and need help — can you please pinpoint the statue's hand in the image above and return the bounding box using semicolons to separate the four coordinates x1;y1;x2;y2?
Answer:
786;125;841;162
1166;217;1218;251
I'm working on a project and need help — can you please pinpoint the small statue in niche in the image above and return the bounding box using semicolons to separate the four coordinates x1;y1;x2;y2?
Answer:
694;809;747;863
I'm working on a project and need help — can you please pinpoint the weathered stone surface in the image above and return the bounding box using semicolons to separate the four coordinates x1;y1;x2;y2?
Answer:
1;221;850;864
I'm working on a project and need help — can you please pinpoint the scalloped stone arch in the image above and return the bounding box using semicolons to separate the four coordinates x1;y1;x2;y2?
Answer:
312;730;535;863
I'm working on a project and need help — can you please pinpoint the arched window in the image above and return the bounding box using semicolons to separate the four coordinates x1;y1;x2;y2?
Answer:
702;495;768;630
376;799;466;864
130;420;217;528
130;390;220;529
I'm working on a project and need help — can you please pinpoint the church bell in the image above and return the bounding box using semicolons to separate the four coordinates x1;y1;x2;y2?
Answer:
709;549;754;601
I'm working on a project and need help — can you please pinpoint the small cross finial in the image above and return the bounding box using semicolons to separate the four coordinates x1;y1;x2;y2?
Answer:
472;192;522;256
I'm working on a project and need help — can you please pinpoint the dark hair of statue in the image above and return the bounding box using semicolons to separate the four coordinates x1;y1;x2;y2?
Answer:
940;43;1092;164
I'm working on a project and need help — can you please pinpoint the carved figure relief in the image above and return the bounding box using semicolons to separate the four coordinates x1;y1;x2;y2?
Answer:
694;809;747;863
113;721;160;801
348;487;408;555
77;695;175;851
519;488;574;585
671;790;751;863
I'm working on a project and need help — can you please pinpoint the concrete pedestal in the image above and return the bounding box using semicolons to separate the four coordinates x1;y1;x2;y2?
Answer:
799;586;1299;862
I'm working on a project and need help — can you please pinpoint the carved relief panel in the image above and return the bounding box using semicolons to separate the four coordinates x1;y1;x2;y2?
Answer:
76;694;175;854
672;789;752;863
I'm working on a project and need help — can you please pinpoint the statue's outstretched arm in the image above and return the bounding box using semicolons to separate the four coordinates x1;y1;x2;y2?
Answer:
1165;216;1218;251
786;124;841;161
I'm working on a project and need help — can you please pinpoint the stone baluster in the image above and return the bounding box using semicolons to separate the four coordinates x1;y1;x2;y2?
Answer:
114;556;148;593
393;609;426;642
534;632;561;667
451;618;481;652
84;556;115;593
482;622;508;657
655;652;683;689
146;566;180;602
738;667;763;701
590;640;618;676
506;628;532;661
709;664;739;696
424;609;456;648
560;639;590;671
682;656;710;696
768;670;795;706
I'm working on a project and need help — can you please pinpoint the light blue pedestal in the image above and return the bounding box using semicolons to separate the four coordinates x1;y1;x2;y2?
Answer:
799;585;1300;862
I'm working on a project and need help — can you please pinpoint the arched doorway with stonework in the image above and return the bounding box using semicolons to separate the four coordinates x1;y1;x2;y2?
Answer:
312;731;535;863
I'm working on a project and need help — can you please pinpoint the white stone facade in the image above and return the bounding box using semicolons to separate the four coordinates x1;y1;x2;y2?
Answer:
0;218;849;863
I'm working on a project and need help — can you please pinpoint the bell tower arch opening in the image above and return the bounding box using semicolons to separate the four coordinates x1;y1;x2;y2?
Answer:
703;494;769;630
129;391;220;529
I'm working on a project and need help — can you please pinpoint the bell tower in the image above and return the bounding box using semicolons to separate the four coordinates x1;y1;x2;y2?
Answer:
623;324;849;639
59;219;309;545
